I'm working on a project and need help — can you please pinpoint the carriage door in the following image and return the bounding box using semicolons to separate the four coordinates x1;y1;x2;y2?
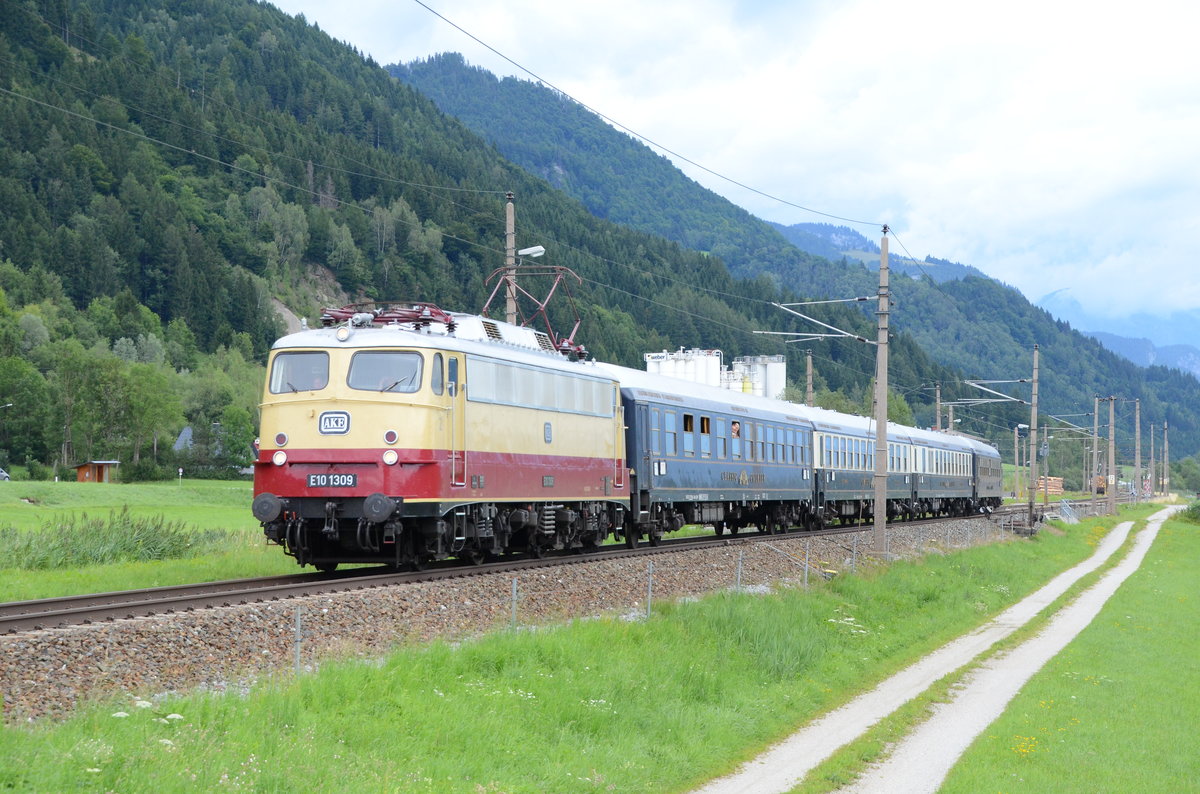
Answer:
445;355;466;487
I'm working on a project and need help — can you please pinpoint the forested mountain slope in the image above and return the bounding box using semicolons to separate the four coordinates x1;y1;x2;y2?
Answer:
0;0;973;474
390;53;1200;460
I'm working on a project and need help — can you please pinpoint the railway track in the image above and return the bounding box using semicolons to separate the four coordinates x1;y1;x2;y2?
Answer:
0;511;1010;635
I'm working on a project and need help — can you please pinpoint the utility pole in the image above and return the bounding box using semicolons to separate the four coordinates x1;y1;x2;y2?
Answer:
1107;397;1117;514
948;404;955;429
935;382;942;431
806;350;814;407
1012;426;1019;498
1028;345;1039;526
504;191;517;324
1149;423;1155;498
1164;421;1170;499
872;227;890;554
1091;396;1099;515
1134;399;1141;502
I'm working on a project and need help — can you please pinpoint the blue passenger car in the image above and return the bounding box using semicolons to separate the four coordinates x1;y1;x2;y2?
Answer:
593;364;817;544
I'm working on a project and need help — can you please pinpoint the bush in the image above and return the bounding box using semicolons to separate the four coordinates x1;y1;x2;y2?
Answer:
24;457;49;481
0;507;235;569
1179;501;1200;526
119;459;172;482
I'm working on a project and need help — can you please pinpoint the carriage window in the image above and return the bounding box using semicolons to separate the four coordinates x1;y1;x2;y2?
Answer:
665;411;678;455
700;416;711;458
683;414;695;456
269;351;330;393
651;408;662;455
756;423;765;462
348;351;423;393
731;420;742;459
715;418;726;459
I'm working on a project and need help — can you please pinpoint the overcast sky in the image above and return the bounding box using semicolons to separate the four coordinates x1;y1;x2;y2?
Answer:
269;0;1199;321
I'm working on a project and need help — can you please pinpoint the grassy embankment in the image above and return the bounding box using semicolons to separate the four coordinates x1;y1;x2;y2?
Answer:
0;502;1164;792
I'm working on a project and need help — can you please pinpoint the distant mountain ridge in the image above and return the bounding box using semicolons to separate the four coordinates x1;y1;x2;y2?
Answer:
1037;288;1200;350
1084;331;1200;380
771;222;992;283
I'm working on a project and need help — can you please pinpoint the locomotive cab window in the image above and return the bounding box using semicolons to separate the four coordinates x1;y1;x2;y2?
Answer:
270;351;329;393
348;351;423;393
431;353;444;395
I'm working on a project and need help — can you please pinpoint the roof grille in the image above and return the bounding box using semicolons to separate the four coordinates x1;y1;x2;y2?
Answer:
534;332;556;352
481;320;503;341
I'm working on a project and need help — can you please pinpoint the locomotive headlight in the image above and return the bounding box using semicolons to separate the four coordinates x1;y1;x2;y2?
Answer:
274;432;288;447
382;449;399;465
383;429;398;445
272;450;287;466
336;327;351;342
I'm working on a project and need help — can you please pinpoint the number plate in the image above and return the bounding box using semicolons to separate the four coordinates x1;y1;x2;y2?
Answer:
307;473;357;488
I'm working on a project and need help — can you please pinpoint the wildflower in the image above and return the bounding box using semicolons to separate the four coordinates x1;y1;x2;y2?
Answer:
134;700;153;709
111;712;129;718
159;739;175;747
86;768;101;774
166;714;184;720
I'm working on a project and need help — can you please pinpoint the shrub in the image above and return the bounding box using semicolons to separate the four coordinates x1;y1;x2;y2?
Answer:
0;507;235;569
1179;500;1200;526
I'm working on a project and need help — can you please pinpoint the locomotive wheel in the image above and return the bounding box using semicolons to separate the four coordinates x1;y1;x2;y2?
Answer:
714;522;725;537
464;547;486;566
729;523;740;536
648;530;662;547
316;561;339;574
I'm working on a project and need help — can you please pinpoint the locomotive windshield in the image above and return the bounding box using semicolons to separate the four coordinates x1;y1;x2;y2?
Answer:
269;351;329;393
348;350;424;393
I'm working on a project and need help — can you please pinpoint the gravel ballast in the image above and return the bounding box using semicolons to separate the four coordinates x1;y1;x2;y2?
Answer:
2;518;1007;723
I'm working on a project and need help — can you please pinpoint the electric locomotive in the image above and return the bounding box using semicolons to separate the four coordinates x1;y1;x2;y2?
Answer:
252;303;628;571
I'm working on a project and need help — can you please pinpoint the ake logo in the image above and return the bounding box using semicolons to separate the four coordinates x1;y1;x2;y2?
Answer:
318;410;350;435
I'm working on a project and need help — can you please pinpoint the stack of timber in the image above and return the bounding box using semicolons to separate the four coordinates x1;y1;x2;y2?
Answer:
1036;476;1064;495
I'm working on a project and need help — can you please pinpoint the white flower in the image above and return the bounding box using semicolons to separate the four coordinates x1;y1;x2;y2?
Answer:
86;768;101;773
159;739;175;747
134;700;153;709
111;712;129;718
166;714;184;720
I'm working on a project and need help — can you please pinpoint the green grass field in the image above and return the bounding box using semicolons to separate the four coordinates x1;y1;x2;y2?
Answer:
0;479;300;601
0;479;256;531
2;507;1161;792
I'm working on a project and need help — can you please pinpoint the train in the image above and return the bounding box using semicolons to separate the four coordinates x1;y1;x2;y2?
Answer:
251;303;1003;571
